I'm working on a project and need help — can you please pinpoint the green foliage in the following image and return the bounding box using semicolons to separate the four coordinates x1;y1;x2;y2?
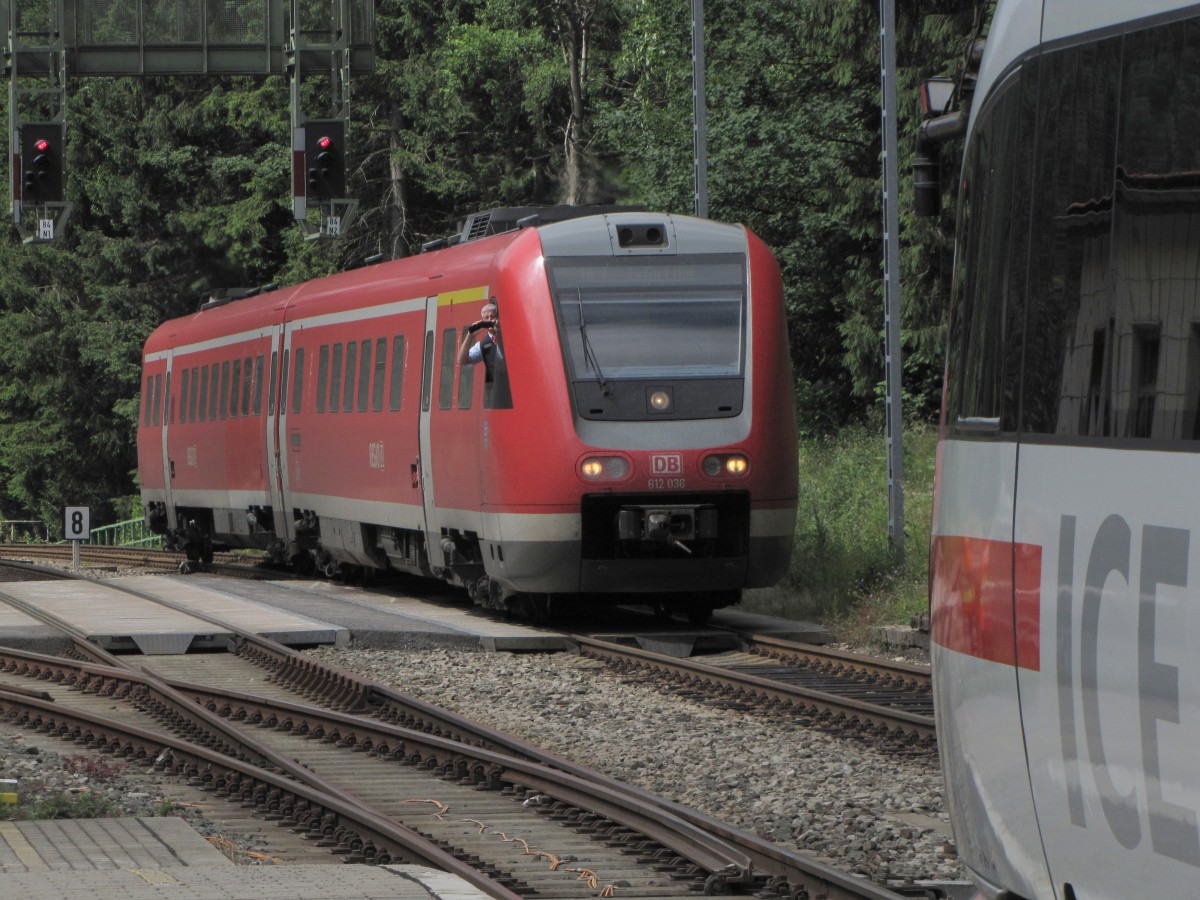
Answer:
0;785;120;820
748;423;935;637
0;2;986;576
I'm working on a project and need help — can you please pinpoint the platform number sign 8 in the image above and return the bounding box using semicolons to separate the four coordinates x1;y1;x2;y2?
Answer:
64;507;90;541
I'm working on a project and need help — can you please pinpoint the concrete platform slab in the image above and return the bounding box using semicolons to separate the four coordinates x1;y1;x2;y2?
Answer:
0;817;230;872
0;862;492;899
106;576;350;648
0;577;347;653
248;580;571;652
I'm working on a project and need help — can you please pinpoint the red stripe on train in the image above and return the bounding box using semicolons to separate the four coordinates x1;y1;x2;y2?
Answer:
930;535;1042;671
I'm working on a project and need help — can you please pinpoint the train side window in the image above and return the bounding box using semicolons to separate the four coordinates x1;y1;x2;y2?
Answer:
198;366;209;422
229;359;241;418
165;372;172;424
291;347;305;414
342;340;358;412
357;339;372;411
208;363;219;420
1022;38;1121;436
457;326;474;409
189;367;200;422
268;350;277;416
152;373;161;425
219;361;230;419
372;337;386;411
438;328;456;409
143;376;153;426
945;68;1032;435
330;343;343;412
252;354;264;416
316;345;329;413
389;335;406;411
421;331;434;412
180;369;190;423
280;350;290;412
241;356;253;415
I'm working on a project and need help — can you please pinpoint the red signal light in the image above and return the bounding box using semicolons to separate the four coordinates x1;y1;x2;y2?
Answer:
317;135;333;150
34;139;50;153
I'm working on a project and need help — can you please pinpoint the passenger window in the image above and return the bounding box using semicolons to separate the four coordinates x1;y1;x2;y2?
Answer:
330;343;343;412
152;373;162;425
219;361;231;419
252;354;264;416
421;331;434;412
357;339;371;411
199;366;209;422
189;367;200;422
317;344;329;413
268;350;277;416
143;376;153;426
241;356;253;415
1022;38;1121;436
229;359;241;418
343;340;358;412
457;326;474;409
208;363;219;420
372;337;386;411
438;328;456;409
944;69;1032;435
389;335;406;411
291;347;304;414
280;350;290;412
180;369;190;423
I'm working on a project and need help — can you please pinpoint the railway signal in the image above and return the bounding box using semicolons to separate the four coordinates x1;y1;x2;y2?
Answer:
304;120;345;201
20;123;65;204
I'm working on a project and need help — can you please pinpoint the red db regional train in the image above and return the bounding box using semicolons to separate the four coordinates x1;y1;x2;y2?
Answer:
137;207;798;623
928;2;1200;898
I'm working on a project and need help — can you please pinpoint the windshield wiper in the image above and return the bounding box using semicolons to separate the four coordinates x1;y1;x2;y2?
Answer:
577;289;611;397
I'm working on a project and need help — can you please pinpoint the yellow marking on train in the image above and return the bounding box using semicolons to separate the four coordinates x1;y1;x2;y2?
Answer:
437;286;489;307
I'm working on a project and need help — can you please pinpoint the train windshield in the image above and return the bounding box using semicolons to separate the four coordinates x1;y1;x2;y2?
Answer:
547;254;746;380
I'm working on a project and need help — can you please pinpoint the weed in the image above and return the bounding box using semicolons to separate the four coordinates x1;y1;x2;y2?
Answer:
63;754;127;784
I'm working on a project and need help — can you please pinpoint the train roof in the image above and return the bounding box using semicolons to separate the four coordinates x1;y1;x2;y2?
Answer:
972;0;1198;132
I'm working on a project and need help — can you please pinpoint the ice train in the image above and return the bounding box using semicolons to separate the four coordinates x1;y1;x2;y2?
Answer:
929;2;1200;898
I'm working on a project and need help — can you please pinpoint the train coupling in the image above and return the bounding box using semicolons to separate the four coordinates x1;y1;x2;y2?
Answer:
617;504;717;553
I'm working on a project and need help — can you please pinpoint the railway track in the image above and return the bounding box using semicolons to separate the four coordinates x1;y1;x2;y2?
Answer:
0;569;926;899
0;542;276;578
573;636;936;748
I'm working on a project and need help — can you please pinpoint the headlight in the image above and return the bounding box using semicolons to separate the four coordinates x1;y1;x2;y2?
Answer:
580;456;631;481
702;453;749;478
647;388;673;413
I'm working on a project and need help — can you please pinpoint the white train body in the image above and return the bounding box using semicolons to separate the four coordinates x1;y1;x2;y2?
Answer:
930;2;1200;898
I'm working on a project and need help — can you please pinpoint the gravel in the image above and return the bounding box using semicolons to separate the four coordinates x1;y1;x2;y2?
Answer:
304;645;964;888
0;729;262;857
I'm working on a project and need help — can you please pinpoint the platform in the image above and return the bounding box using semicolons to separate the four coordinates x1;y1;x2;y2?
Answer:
0;817;489;898
0;576;348;653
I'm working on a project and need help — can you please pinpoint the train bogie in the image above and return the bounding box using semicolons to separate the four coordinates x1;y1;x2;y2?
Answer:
138;207;798;619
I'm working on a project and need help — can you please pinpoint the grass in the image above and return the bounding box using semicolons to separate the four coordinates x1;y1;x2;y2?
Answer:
742;422;936;645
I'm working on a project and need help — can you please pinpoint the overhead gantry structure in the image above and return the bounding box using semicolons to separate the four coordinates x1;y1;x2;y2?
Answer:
4;0;374;242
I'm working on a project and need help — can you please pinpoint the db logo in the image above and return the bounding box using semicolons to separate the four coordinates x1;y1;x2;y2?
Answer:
650;453;683;475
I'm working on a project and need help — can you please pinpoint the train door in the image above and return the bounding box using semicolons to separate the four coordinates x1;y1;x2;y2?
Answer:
160;354;178;530
417;297;447;571
264;324;293;546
